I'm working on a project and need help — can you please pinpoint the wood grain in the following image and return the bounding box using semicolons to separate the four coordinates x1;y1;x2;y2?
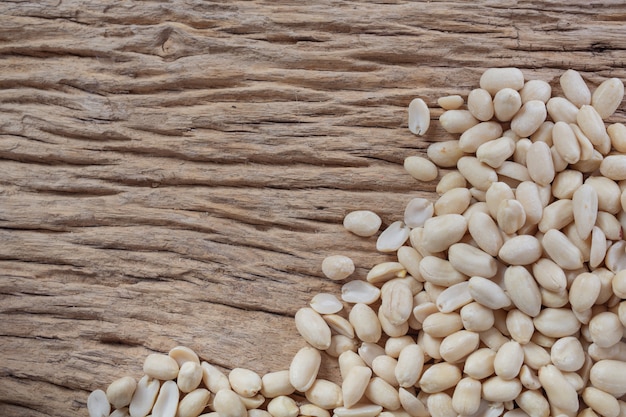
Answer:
1;1;626;416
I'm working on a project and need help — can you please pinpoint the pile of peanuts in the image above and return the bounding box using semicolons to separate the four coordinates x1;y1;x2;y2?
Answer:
88;68;626;417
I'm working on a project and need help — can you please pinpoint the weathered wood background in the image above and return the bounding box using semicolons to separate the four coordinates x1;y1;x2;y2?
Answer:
1;1;626;416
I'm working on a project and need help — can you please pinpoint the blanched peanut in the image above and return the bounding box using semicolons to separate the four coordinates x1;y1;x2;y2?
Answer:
520;79;551;103
493;88;522;122
592;77;625;119
498;235;543;266
481;376;522;402
419;362;462;393
439;330;480;364
506;309;534;344
404;156;438;182
342;366;372;408
457;156;498;191
468;88;494;121
511;100;547;138
408;98;430;136
439;109;479;133
364;377;400;410
589;312;622;348
538;365;579;414
477;136;516;168
438;95;464;110
589;359;626;397
533;308;580;338
550;336;585;372
480;68;524;95
427;140;466;168
503;266;541;317
452;377;482;416
461;302;495;332
421;214;467;253
305;379;343;410
494;341;524;380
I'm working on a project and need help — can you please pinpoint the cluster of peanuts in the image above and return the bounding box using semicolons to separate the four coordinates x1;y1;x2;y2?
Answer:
88;68;626;417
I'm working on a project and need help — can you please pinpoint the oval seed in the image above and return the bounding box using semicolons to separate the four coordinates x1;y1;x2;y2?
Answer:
439;330;480;363
459;121;503;153
439;109;479;133
569;272;601;313
422;312;463;338
467;88;494;121
553;121;581;164
151;380;179;417
494;341;524;380
294;308;332;350
503;266;542;317
434;187;471;215
480;67;524;95
463;348;496;380
520;79;552;103
460;302;495;332
589;312;622;348
305;379;343;410
168;346;200;367
364;377;400;410
289;346;321;393
452;377;482;416
538;199;574;233
213;389;246;417
341;280;380;305
349;303;382;343
468;211;503;256
481;376;522;402
106;376;136;410
496;199;526;234
550;336;585;372
552;170;583;200
542;229;584;270
573;184;598;240
510;100;547;138
448;243;497;278
578;104;611;149
538;365;579;414
436;281;473;313
526;141;555;186
88;390;110;417
395;344;425;388
129;375;160;417
178;389;210;417
299;404;330;417
592;77;625;119
321;255;354;281
476;136;516;168
506;309;534;344
419;362;462;394
201;362;230;393
408;98;430;136
404;156;438;182
533;308;580;338
143;354;179;381
600;155;626;181
404;197;434;228
486;181;515;219
261;370;294;398
493;88;522;122
381;280;413;326
376;221;410;252
371;355;398;387
427;140;466;168
468;276;511;310
177;361;203;394
532;258;567;293
229;368;262;398
607;122;626;152
343;210;382;237
438;95;464;110
342;365;372;408
310;293;343;315
421;214;467;253
560;69;591;107
333;405;383;417
582;387;621;417
436;171;467;195
457;156;498;191
516;390;550;417
547;96;579;123
589;359;626;397
267;396;299;417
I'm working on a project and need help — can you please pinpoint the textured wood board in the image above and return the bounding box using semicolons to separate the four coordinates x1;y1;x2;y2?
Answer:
1;1;626;416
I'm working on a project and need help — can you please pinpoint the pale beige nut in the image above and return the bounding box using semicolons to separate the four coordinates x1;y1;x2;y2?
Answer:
595;211;622;240
468;211;503;257
600;155;626;181
151;380;179;417
516;389;550;417
378;306;409;338
493;341;524;380
408;98;430;136
539;365;580;414
177;361;203;394
571;122;596;160
552;169;583;199
338;350;366;380
294;307;332;350
371;355;399;387
476;136;516;168
605;240;626;273
349;303;382;343
468;276;511;310
493;88;522;122
342;365;372;408
466;88;493;121
419;362;462;394
398;388;429;417
612;270;626;299
520;79;552;103
496;199;526;235
228;368;261;398
168;346;200;368
451;377;481;416
439;109;479;133
607;122;626;152
503;265;542;317
436;281;472;313
460;302;495;333
333;404;383;417
481;376;522;402
531;258;567;293
592;77;625;119
426;393;455;417
341;280;381;304
479;327;510;352
526;141;555;186
572;149;604;173
538;198;574;233
589;312;623;348
88;389;111;417
321;255;355;281
496;160;531;183
459;121;503;153
513;137;532;165
177;389;211;417
323;314;354;339
300;379;341;410
547;96;579;123
542;228;584;270
560;69;591;107
376;221;411;253
343;210;382;237
550;336;585;372
437;94;464;110
299;404;331;417
436;171;467;195
589;359;626;397
434;187;471;215
129;375;160;417
551;144;569;173
486;182;516;219
261;370;294;398
421;213;467;253
289;346;321;393
439;330;479;364
404;155;438;182
506;309;534;345
384;336;414;359
109;408;129;417
578;104;611;149
479;67;524;95
267;396;299;417
106;376;137;410
582;387;620;417
201;362;230;394
427;140;466;168
457;156;498;191
310;293;342;315
394;344;424;388
143;353;179;381
357;341;386;368
533;308;580;338
462;348;496;380
448;242;497;278
422;312;463;338
522;342;552;370
519;364;541;390
380;279;413;326
569;272;601;313
396;246;423;281
531;120;555;145
553;121;581;164
510;100;547;137
213;389;246;417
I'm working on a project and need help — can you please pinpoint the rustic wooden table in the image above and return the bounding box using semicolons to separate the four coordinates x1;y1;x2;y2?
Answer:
1;1;626;416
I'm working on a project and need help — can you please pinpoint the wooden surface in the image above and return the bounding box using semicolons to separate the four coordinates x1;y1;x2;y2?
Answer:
1;1;626;416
